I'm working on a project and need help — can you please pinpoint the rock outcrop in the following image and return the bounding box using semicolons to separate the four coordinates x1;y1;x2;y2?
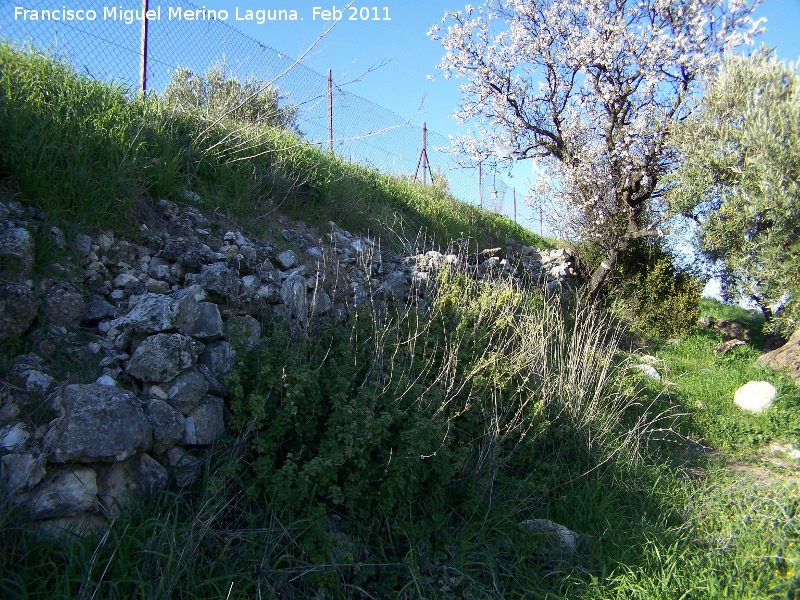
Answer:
756;328;800;385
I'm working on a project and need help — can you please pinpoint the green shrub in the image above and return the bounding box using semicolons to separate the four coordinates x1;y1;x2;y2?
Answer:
575;240;703;338
163;62;298;132
617;244;704;338
225;265;654;568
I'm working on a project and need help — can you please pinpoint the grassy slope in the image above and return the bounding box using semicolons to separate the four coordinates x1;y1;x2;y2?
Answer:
0;42;551;252
1;45;800;599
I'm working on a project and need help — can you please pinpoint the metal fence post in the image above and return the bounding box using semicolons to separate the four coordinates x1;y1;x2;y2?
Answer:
422;123;427;184
513;187;517;223
328;69;333;152
139;0;149;93
478;161;483;208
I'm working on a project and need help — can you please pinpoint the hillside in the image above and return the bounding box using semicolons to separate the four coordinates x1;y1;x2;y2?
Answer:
2;44;800;600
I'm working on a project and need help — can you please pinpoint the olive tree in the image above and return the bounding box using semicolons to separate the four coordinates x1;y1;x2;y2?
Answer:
668;49;800;334
428;0;762;297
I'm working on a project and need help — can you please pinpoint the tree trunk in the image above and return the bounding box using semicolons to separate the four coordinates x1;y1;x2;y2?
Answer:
587;247;621;301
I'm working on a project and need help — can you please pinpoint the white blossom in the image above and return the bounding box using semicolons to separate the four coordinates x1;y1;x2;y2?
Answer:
429;0;761;293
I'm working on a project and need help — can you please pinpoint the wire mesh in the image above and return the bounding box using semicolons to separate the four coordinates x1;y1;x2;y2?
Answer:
0;0;520;222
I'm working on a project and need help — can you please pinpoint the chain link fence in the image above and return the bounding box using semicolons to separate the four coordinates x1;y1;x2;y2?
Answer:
0;0;520;220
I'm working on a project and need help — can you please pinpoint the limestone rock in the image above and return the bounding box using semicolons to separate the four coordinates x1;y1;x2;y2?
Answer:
256;283;281;303
113;273;139;289
281;275;308;323
633;364;662;381
733;381;777;413
519;519;580;554
166;447;199;487
120;291;199;335
184;263;241;302
1;453;46;494
98;454;168;519
0;226;35;281
756;328;800;385
83;294;117;323
697;316;713;328
276;249;298;269
22;466;98;520
43;384;153;463
188;302;223;341
0;281;39;341
183;396;225;446
71;234;93;258
39;279;85;329
20;369;55;392
225;315;262;352
414;251;445;273
126;333;199;382
144;399;186;453
0;422;31;451
165;367;209;415
380;271;411;300
309;289;332;317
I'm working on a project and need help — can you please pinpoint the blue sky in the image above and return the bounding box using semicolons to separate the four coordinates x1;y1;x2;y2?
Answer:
174;0;800;229
3;0;799;231
188;0;800;137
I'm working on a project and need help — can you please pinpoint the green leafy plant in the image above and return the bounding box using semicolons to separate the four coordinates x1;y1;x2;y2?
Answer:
668;48;800;336
163;62;298;132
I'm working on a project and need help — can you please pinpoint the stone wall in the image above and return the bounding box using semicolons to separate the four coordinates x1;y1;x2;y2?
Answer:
0;197;578;531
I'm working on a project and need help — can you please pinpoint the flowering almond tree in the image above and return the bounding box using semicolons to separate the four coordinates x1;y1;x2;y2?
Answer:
429;0;762;296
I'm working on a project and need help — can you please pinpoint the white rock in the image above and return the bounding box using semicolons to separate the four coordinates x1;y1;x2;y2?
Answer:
1;422;30;451
21;370;55;392
113;273;138;288
23;466;98;519
633;364;662;381
276;250;298;269
182;189;201;203
1;453;46;494
733;381;777;413
519;519;579;553
96;232;114;253
95;375;117;387
639;355;661;365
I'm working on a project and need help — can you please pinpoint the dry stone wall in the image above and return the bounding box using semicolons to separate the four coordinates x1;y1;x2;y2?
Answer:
0;196;578;531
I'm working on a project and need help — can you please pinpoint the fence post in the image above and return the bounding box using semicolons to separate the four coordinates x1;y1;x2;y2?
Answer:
139;0;149;93
413;122;433;184
478;161;483;209
513;187;517;224
328;69;333;152
422;123;428;184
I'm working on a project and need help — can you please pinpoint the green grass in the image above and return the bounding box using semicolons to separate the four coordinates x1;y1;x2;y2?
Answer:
0;42;552;251
2;44;800;600
698;297;766;326
634;298;800;453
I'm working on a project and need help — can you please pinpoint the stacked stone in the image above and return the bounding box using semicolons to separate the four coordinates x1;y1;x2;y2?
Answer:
0;196;580;529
